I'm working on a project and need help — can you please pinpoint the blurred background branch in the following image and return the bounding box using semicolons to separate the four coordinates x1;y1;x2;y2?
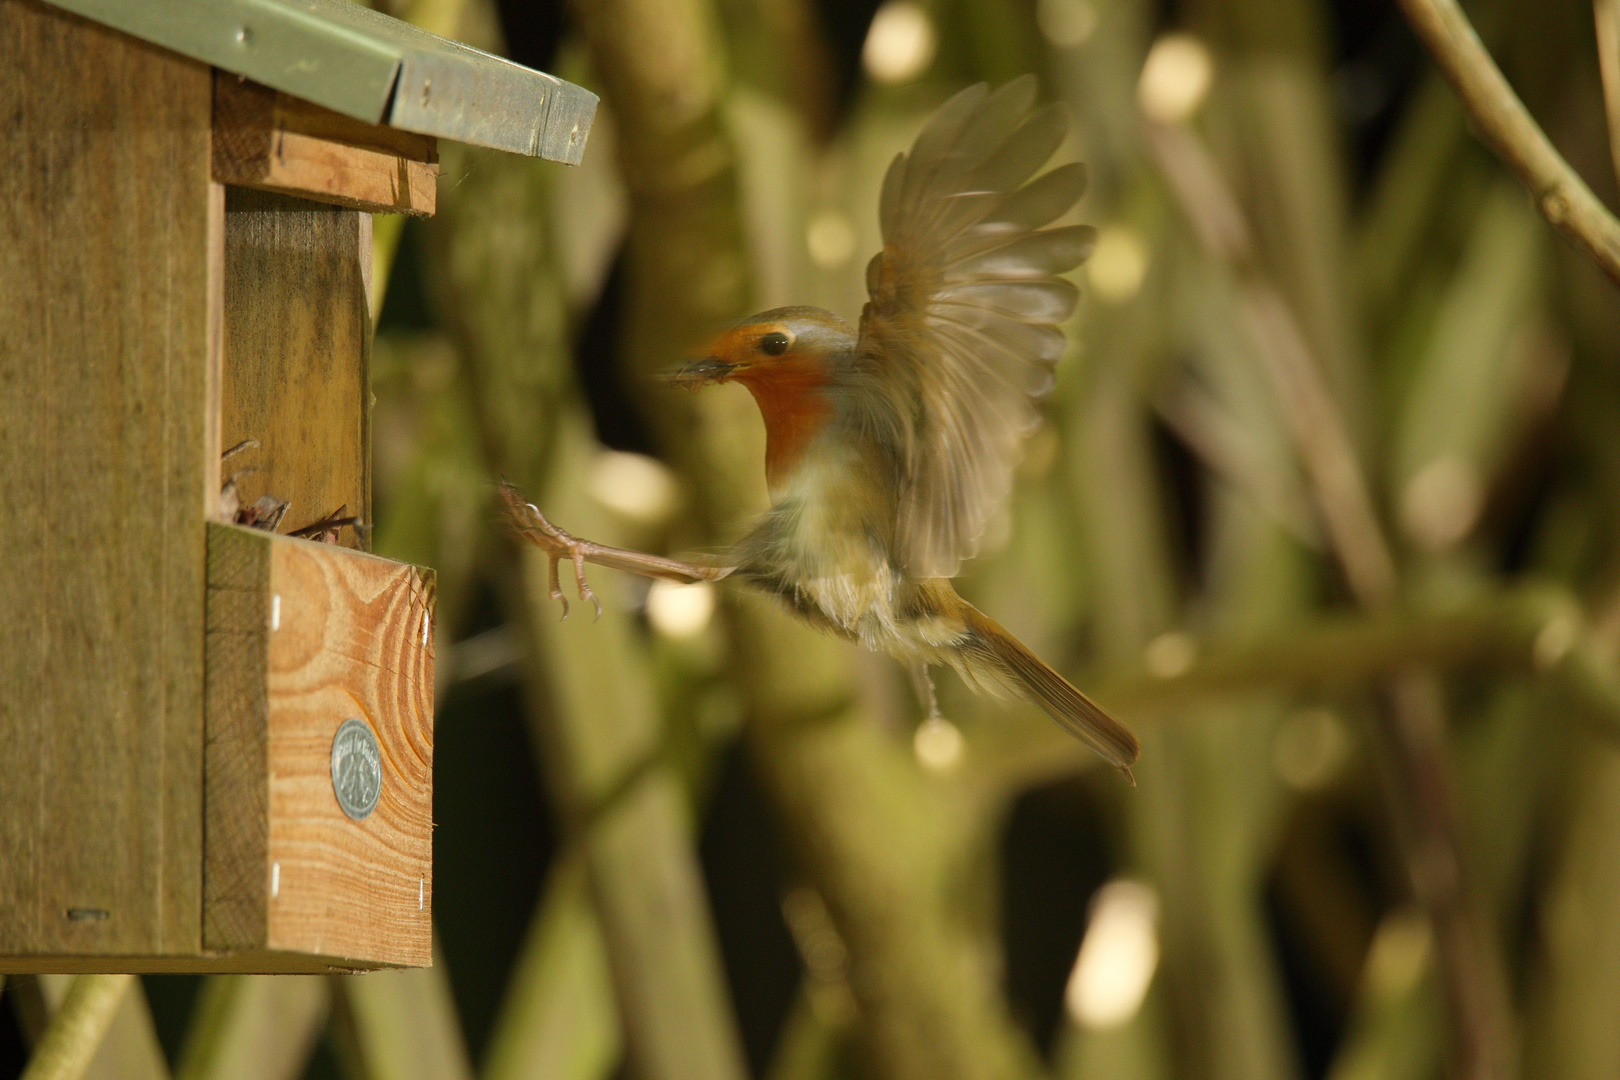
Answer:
18;976;134;1080
1395;0;1620;283
1148;113;1516;1080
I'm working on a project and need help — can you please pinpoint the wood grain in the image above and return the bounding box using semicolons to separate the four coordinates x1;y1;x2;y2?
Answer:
213;75;438;216
0;0;215;962
205;524;434;969
0;954;409;975
204;525;272;952
219;187;370;548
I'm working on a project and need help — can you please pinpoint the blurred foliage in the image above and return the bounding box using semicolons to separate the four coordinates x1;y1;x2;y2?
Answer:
8;0;1620;1077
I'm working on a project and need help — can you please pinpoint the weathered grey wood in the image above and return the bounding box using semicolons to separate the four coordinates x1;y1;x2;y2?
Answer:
0;0;215;962
220;188;370;545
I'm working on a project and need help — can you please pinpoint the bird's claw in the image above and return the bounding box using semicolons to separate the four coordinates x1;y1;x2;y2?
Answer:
546;551;570;620
500;483;603;621
571;549;603;621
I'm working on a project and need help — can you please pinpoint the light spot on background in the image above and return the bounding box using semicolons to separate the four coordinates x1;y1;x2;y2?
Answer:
1272;707;1350;790
1399;455;1482;551
807;209;857;268
1066;879;1161;1028
646;580;715;639
589;450;678;525
913;715;964;773
1364;909;1432;999
1533;614;1578;671
863;1;937;84
1088;226;1148;304
1143;630;1195;678
1138;34;1214;124
1037;0;1098;48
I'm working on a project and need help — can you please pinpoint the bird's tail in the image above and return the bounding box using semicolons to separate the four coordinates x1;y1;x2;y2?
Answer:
956;605;1140;782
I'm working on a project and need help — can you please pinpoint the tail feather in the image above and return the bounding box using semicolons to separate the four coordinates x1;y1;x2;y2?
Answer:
959;607;1140;780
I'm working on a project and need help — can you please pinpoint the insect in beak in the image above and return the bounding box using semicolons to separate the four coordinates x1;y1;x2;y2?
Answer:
663;356;738;390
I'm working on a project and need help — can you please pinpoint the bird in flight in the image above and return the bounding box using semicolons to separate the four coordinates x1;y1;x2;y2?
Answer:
503;76;1140;781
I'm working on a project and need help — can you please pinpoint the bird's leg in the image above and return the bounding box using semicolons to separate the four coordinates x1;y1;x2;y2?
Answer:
498;482;733;621
907;660;943;723
502;485;597;618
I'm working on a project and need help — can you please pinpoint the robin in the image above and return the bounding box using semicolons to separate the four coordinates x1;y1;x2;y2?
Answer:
503;76;1140;780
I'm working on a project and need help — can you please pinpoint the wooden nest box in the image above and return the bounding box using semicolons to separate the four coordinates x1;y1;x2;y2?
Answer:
0;0;596;972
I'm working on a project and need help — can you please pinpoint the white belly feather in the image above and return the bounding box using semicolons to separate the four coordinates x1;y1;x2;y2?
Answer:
768;453;966;663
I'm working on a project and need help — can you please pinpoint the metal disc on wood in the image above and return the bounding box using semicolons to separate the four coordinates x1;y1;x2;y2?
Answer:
330;718;382;821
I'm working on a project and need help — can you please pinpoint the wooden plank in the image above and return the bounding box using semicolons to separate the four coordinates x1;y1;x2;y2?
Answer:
0;953;408;975
0;0;214;960
265;532;434;964
204;524;434;968
219;187;370;547
2;521;435;973
203;526;272;952
213;75;438;216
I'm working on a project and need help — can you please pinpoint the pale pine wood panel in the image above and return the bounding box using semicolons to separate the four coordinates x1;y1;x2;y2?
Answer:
204;525;433;968
0;0;214;958
219;188;370;548
265;536;434;965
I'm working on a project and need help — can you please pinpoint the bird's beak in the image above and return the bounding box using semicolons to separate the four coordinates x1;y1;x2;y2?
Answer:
663;356;738;391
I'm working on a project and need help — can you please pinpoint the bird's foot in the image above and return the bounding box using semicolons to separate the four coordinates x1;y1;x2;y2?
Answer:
499;482;603;621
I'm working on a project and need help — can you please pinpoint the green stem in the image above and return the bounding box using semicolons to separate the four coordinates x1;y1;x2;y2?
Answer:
20;974;133;1080
1396;0;1620;285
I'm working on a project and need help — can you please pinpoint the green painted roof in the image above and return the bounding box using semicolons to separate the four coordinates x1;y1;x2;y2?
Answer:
48;0;596;164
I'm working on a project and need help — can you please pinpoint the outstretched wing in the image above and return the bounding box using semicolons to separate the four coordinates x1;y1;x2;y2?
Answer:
856;77;1093;579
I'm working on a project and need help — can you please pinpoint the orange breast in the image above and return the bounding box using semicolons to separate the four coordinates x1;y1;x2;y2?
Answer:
734;361;834;492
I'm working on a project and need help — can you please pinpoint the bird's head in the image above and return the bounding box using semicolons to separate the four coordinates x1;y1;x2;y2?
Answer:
668;307;857;492
666;307;855;393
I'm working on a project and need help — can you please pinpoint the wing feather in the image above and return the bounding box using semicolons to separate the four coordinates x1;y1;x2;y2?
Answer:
986;162;1092;232
855;77;1091;578
950;224;1097;278
934;280;1078;321
964;106;1069;192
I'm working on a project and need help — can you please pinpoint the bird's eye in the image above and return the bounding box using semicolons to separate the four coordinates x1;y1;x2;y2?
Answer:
759;331;791;356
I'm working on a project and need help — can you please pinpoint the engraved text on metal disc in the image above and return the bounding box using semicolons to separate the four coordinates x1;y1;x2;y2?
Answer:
331;718;382;820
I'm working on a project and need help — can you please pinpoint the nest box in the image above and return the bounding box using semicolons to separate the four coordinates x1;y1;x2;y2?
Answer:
0;0;595;972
